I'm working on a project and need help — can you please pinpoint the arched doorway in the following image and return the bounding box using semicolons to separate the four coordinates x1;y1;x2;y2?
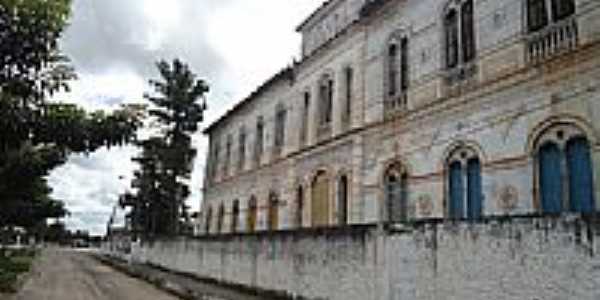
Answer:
247;196;257;232
268;192;279;231
296;185;304;228
312;170;330;227
338;175;349;225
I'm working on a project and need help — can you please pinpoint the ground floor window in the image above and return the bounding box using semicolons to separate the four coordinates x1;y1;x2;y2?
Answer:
537;129;595;214
447;146;483;220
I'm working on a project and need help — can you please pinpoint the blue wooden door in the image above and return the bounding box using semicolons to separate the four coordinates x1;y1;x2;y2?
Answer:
449;161;464;218
566;137;595;213
539;143;563;213
467;158;482;219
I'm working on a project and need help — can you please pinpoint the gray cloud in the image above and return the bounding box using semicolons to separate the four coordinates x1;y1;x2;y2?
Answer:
62;0;227;80
51;0;324;235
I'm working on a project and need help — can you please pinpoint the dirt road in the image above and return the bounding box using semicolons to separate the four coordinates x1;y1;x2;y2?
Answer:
10;248;180;300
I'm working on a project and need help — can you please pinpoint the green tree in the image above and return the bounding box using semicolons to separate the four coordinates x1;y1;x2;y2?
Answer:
0;0;144;239
124;59;209;237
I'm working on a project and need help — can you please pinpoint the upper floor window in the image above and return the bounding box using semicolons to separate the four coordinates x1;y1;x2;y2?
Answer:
274;105;287;153
255;117;264;163
386;34;409;113
444;0;476;70
525;0;577;62
318;74;334;127
211;139;221;180
446;145;483;220
238;127;246;171
224;134;232;177
527;0;575;33
301;92;310;145
343;67;353;126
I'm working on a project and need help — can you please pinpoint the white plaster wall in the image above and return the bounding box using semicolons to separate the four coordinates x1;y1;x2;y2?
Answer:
133;216;600;300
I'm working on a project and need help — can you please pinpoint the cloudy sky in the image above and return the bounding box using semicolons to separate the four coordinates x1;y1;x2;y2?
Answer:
48;0;324;235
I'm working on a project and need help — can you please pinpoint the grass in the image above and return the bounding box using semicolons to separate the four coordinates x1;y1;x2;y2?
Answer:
0;248;36;293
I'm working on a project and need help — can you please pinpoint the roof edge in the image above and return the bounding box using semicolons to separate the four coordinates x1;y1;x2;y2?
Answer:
203;66;295;135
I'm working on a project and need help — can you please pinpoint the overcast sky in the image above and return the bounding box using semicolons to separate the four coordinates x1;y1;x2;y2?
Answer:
48;0;324;235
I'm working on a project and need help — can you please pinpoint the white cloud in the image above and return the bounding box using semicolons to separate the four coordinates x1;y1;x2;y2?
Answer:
50;0;325;235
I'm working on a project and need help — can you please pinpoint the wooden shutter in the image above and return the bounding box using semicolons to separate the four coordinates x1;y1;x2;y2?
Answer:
566;137;595;213
539;143;563;213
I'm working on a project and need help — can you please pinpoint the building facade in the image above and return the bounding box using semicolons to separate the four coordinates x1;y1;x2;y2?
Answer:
200;0;600;236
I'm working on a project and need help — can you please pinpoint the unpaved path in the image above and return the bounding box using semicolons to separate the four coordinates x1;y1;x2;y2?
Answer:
10;248;180;300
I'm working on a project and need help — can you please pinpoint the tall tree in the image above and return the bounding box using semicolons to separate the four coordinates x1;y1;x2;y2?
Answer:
0;0;144;237
124;59;209;237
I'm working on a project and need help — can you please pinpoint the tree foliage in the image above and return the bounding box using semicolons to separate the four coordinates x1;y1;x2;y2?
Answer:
0;0;144;235
123;59;209;237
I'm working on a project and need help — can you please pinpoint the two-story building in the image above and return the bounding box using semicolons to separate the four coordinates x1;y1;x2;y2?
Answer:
199;0;600;236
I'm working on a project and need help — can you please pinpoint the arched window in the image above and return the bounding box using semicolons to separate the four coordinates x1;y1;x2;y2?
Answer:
296;185;304;228
338;175;349;225
231;200;240;233
446;145;483;219
444;0;476;70
535;124;595;214
247;196;257;233
217;203;225;234
268;193;279;231
204;206;212;234
312;171;331;227
384;163;408;222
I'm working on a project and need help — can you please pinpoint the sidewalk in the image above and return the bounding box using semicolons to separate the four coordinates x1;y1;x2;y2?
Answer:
94;254;300;300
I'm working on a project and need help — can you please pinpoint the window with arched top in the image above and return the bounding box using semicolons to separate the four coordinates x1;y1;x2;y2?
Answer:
338;175;350;225
534;123;595;214
268;193;279;231
204;206;212;234
443;0;476;81
247;196;257;233
312;171;331;227
296;185;304;228
231;200;240;233
384;163;408;223
217;203;225;234
446;145;483;219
